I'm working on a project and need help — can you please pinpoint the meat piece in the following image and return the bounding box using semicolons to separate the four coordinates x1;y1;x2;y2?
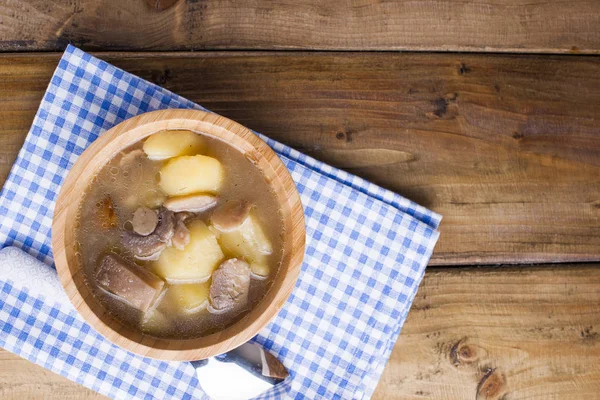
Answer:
172;212;192;250
97;195;118;229
164;194;218;213
131;206;158;236
121;231;166;259
122;208;178;260
95;254;165;312
154;208;175;243
119;149;144;168
176;211;194;222
209;258;251;314
171;226;189;251
210;200;253;232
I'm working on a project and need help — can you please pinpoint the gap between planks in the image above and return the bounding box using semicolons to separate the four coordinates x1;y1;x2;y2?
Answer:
0;51;599;267
0;264;598;399
1;0;600;54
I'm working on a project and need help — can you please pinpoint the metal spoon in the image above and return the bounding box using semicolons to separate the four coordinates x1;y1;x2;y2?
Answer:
192;341;289;400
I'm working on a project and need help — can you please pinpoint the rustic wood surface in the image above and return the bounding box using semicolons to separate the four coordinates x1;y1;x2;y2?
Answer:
375;265;600;399
1;2;600;396
0;349;104;399
1;0;600;54
1;52;599;266
1;264;598;399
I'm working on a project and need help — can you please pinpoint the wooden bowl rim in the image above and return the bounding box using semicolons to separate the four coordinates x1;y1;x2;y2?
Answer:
52;109;305;361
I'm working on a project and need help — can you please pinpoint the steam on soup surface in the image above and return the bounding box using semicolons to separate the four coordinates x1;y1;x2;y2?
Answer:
75;130;284;339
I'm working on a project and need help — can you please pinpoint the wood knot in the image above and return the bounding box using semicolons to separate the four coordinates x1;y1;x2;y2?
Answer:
512;132;524;140
430;93;458;119
145;0;179;11
476;368;507;400
450;338;481;366
335;129;355;142
458;63;472;75
458;344;477;362
580;326;598;343
151;69;172;85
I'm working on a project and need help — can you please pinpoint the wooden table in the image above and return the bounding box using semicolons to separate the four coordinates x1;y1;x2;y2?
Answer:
1;1;599;399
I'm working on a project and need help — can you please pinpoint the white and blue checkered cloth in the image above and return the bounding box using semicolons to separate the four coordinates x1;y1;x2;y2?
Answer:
0;45;440;399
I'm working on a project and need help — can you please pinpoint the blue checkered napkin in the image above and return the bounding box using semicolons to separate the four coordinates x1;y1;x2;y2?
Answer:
0;247;205;400
0;45;441;399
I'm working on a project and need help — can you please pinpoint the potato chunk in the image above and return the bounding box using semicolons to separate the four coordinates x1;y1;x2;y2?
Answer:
213;211;273;277
95;254;165;312
153;220;224;283
168;282;211;313
216;212;274;256
143;130;205;160
247;254;270;278
141;308;172;337
159;155;223;196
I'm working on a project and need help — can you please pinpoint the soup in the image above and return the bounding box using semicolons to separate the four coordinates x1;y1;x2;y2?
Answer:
75;130;284;339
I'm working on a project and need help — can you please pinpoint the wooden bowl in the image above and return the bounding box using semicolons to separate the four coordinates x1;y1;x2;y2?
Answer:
52;109;305;361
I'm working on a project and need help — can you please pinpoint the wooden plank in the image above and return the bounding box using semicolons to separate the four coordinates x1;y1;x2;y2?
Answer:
1;52;600;265
0;264;598;398
0;349;105;399
1;0;600;54
374;265;600;399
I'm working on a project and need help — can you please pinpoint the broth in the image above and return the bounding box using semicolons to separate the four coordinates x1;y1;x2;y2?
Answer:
75;130;284;339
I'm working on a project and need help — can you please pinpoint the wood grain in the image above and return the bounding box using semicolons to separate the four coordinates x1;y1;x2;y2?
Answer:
2;52;599;265
0;350;104;399
1;0;600;53
374;265;600;399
